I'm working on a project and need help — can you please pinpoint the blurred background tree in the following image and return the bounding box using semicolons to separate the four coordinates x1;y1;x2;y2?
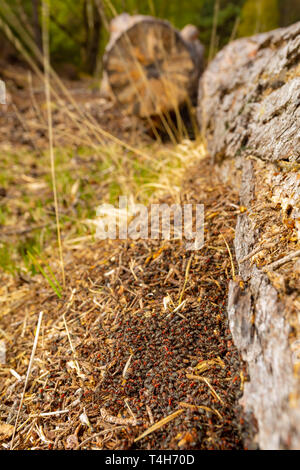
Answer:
0;0;299;78
238;0;280;36
279;0;300;26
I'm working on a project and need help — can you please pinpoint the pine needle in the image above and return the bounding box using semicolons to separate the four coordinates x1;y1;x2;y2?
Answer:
134;409;184;442
186;373;225;405
179;402;223;419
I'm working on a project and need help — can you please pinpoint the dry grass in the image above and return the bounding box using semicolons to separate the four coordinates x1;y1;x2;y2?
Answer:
0;155;248;450
0;64;250;448
0;138;202;278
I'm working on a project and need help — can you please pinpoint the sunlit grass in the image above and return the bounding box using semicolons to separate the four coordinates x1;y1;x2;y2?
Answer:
0;0;205;287
0;139;204;276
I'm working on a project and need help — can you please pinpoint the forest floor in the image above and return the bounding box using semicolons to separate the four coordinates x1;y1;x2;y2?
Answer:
0;67;252;450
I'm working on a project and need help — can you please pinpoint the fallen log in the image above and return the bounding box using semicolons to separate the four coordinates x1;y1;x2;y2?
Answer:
197;22;300;163
198;22;300;449
102;14;204;118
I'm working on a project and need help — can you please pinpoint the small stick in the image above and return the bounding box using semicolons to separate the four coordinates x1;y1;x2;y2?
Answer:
263;249;300;272
10;311;43;449
240;242;273;263
178;253;194;305
76;427;124;450
166;300;187;320
32;410;69;418
221;235;236;281
134;409;184;443
100;407;138;426
122;354;133;378
186;373;225;405
179;402;222;419
124;399;137;422
146;405;154;425
63;313;82;377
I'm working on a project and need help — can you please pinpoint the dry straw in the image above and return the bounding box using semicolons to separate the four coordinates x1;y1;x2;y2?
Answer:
10;311;43;449
42;0;65;288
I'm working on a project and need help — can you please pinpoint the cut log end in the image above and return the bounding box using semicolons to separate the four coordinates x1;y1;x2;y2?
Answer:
103;16;203;118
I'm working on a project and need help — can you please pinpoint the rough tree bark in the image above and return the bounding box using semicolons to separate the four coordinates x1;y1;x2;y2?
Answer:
198;22;300;449
198;21;300;163
102;14;204;118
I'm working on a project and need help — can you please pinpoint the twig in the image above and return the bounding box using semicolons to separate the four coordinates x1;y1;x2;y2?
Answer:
134;409;184;443
178;253;194;305
33;410;69;418
146;405;154;425
122;354;133;378
239;242;273;263
186;373;225;405
76;427;124;449
10;311;43;449
263;249;300;272
62;313;82;377
221;235;236;281
179;401;222;419
124;399;137;422
166;299;187;320
100;408;139;426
